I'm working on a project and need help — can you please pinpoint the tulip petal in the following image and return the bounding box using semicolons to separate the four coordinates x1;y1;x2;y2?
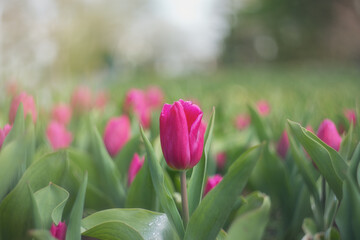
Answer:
160;102;190;169
188;115;205;168
179;99;203;132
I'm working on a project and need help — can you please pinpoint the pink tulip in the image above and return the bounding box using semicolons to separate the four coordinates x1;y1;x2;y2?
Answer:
71;86;92;113
306;125;314;133
234;114;251;130
160;99;205;170
9;92;37;124
50;221;67;240
46;121;73;150
124;89;151;128
103;116;131;157
51;104;72;125
276;130;289;159
344;109;356;125
128;153;145;186
0;124;12;149
6;81;18;97
317;119;342;151
94;91;108;110
146;86;164;108
256;100;270;116
215;152;226;170
204;174;223;196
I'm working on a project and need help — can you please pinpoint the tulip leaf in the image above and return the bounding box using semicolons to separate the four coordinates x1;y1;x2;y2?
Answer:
89;124;126;207
288;120;348;200
66;172;88;240
188;108;215;216
29;230;57;240
140;126;184;239
0;151;67;240
32;183;69;229
114;135;141;180
126;158;156;210
248;104;269;141
339;123;353;160
83;221;143;240
184;144;262;240
302;218;318;235
3;103;24;147
349;143;360;185
81;208;178;240
288;132;320;206
226;192;271;240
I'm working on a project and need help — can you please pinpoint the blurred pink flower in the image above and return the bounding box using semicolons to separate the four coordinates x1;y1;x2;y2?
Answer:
46;121;73;150
9;92;37;124
204;174;223;196
6;81;19;97
215;152;227;170
103;116;131;157
234;114;251;130
146;86;164;108
94;91;108;111
128;153;144;186
124;89;151;128
0;124;12;149
344;109;356;125
50;221;67;240
51;104;72;125
71;86;92;113
276;130;289;159
317;119;342;151
256;100;270;116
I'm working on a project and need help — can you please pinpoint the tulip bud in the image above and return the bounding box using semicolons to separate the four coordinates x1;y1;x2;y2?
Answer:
0;124;12;149
276;130;289;159
146;86;164;108
94;91;108;111
46;121;73;150
128;153;145;186
124;89;151;128
256;100;270;116
51;104;72;125
50;221;67;240
317;119;342;151
204;174;223;196
234;114;251;130
103;116;131;157
71;86;92;113
215;152;226;170
344;109;356;125
160;99;205;170
9;92;37;124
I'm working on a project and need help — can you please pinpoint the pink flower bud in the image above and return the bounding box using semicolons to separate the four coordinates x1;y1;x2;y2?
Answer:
9;92;37;124
46;121;73;150
103;116;131;157
71;86;92;113
234;114;251;130
306;125;314;133
256;100;270;116
0;124;12;149
51;104;72;125
50;221;67;240
146;86;164;108
127;153;144;186
317;119;342;151
160;99;205;170
204;174;223;196
276;130;289;159
94;91;108;111
215;152;226;170
124;89;151;128
344;109;356;125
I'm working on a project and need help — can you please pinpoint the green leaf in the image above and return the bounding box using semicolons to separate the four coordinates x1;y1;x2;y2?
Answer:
66;172;88;240
302;218;317;235
339;123;353;160
288;120;348;200
81;208;178;240
3;103;24;146
0;151;67;240
125;158;156;210
325;227;341;240
248;104;269;141
89;125;126;207
184;144;262;240
349;143;360;185
114;135;141;179
28;230;57;240
83;221;143;240
188;108;215;216
226;192;271;240
32;183;69;228
140;126;184;238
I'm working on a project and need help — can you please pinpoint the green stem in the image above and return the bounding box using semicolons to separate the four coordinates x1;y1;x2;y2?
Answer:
321;176;326;229
180;171;189;228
